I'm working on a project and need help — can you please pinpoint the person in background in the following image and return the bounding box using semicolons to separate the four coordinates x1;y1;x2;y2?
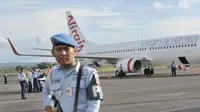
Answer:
3;71;7;84
171;61;177;76
32;69;40;93
150;63;154;76
119;64;124;79
37;69;43;92
18;68;27;99
27;69;33;93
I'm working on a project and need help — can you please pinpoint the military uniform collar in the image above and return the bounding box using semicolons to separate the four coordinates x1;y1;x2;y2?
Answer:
58;61;81;72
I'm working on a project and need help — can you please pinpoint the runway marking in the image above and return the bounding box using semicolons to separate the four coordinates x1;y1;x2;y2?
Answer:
0;98;42;105
104;83;200;94
159;105;200;112
156;92;187;97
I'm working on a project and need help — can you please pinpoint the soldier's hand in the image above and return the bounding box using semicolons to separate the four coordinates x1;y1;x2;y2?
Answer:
45;106;53;112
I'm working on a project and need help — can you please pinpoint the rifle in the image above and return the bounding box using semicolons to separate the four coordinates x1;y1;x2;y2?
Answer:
50;92;63;112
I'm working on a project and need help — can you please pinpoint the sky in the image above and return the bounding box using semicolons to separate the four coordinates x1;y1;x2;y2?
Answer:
0;0;200;63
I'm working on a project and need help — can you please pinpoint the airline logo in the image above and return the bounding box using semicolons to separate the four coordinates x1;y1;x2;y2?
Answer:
141;35;199;47
67;15;85;53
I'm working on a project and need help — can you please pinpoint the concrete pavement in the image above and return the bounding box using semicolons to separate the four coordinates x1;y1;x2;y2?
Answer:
0;67;200;112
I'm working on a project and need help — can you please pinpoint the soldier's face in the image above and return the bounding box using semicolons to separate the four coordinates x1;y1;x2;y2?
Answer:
52;45;77;65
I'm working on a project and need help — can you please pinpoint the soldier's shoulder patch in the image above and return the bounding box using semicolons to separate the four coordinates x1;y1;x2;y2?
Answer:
86;69;103;101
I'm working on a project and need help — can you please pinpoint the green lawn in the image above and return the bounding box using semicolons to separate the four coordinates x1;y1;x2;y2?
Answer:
96;67;116;71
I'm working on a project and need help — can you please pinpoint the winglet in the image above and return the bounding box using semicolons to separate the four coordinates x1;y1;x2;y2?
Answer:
7;38;21;56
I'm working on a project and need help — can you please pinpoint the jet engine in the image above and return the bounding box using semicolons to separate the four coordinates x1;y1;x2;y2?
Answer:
176;65;184;70
116;58;143;73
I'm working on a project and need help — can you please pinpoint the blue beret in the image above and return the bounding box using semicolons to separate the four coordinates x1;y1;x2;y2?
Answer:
50;33;78;47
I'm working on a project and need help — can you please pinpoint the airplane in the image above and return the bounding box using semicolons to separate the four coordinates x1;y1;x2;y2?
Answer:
7;10;200;77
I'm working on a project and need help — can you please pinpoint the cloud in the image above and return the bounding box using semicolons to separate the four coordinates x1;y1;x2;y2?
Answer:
152;2;173;10
1;7;122;40
96;19;138;29
177;0;200;9
149;16;200;36
38;8;122;17
0;0;44;13
177;0;190;9
32;36;51;50
0;5;125;62
33;36;47;45
1;0;200;63
0;36;8;48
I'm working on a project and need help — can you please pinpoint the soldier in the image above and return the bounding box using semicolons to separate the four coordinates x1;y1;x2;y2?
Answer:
42;33;103;112
150;64;154;76
119;64;124;79
32;69;40;93
171;61;177;76
18;68;27;99
37;69;43;92
27;69;33;93
3;71;7;84
146;63;152;78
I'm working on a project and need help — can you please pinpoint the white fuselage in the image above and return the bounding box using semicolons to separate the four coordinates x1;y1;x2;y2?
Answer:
79;34;200;66
65;11;200;67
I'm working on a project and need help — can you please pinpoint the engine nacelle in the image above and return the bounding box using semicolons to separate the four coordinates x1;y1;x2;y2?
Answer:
116;58;143;73
176;65;184;70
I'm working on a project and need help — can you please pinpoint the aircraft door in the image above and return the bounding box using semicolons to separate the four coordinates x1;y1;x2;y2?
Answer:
178;57;190;64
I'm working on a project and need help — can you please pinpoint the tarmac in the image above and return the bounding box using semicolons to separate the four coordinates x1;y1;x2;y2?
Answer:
0;66;200;112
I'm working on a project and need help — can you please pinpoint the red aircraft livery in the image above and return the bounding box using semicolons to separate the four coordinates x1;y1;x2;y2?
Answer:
67;15;85;53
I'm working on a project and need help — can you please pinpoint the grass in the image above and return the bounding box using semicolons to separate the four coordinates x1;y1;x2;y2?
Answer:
0;69;50;75
96;67;116;71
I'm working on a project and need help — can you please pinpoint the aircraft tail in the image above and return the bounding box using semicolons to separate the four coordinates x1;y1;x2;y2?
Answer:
65;11;98;54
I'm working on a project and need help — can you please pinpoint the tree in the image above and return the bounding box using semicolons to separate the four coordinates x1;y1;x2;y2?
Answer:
37;62;58;69
51;62;58;67
15;65;24;71
37;62;49;69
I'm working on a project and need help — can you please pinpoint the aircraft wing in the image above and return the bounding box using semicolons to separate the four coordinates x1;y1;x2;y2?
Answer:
7;38;120;60
33;48;51;51
7;38;53;57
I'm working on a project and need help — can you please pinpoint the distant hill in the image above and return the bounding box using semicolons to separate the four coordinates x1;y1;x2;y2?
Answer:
0;62;41;68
